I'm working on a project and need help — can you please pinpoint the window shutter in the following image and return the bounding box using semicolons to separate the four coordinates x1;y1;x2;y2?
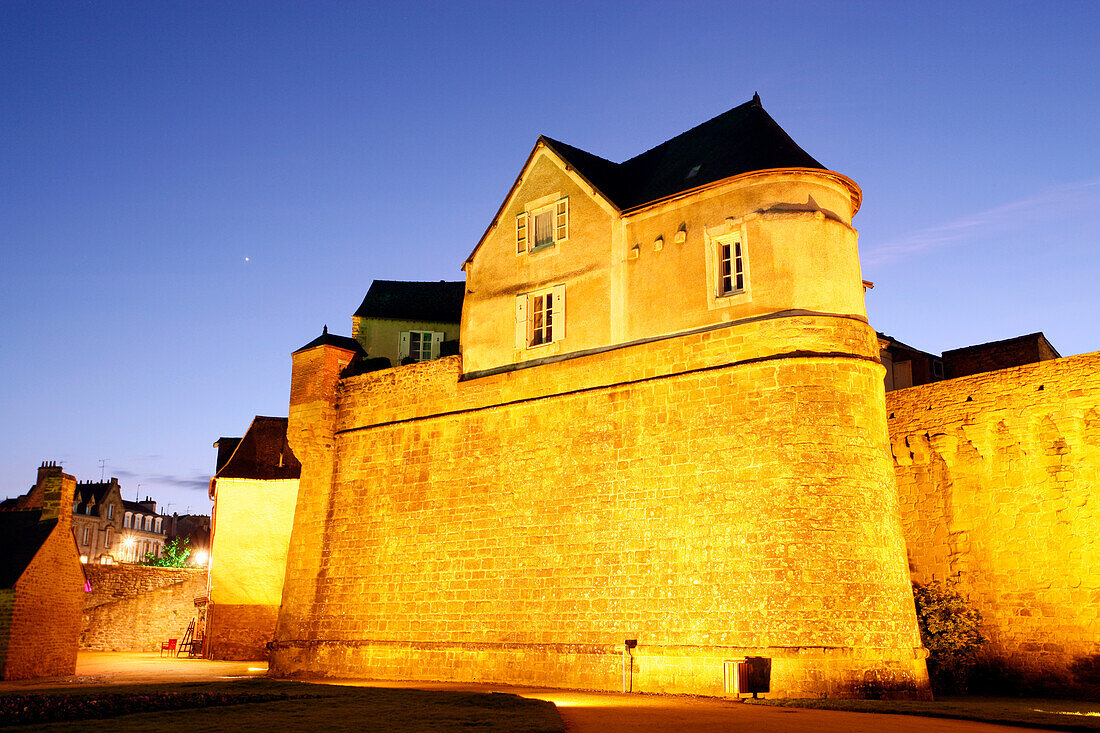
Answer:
516;211;528;254
430;332;443;359
398;331;411;360
515;295;528;350
551;284;566;340
555;197;569;242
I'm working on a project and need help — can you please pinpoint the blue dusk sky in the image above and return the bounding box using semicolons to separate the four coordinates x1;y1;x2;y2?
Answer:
2;1;1098;513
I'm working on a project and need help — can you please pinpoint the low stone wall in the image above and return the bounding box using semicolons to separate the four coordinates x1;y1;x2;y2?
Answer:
81;565;207;652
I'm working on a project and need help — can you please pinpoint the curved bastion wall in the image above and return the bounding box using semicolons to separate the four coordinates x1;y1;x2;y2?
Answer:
272;311;931;698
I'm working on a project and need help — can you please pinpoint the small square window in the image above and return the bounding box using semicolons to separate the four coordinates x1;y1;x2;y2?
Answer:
533;210;554;248
400;331;443;362
719;240;744;296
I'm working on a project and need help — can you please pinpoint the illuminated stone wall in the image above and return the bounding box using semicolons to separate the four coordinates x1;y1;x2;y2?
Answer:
207;477;299;660
272;314;931;698
81;565;206;652
888;352;1100;685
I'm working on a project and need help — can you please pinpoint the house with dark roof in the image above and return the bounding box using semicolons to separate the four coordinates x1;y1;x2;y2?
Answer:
0;463;85;680
351;280;465;366
207;416;301;660
458;93;863;376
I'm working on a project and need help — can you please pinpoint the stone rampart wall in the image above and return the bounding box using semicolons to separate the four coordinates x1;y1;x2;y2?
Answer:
81;565;206;652
888;352;1100;685
274;315;930;698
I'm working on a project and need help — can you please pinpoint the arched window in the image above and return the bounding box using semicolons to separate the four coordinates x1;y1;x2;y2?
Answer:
155;518;162;533
134;514;142;531
144;516;152;531
107;505;114;520
105;528;112;548
124;512;131;529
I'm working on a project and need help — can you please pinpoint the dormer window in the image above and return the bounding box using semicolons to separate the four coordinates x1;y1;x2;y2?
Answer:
516;197;568;254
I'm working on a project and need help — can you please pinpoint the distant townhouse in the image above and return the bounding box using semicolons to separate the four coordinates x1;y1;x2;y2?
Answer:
3;470;169;564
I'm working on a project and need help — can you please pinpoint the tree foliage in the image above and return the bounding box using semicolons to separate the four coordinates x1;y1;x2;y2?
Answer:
142;537;192;568
913;581;986;693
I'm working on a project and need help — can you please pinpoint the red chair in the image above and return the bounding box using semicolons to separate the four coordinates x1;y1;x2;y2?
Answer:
160;638;177;657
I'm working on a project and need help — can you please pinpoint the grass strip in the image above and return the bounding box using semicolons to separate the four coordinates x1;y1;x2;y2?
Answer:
0;690;319;727
746;696;1100;732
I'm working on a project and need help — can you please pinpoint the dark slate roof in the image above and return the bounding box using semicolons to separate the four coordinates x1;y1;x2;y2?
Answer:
0;511;57;588
293;325;366;355
215;416;301;481
74;480;118;512
213;437;242;474
942;332;1061;359
541;94;825;211
121;499;162;515
353;280;466;323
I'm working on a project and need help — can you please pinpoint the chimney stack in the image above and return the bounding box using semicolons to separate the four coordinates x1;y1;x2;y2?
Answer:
37;461;75;528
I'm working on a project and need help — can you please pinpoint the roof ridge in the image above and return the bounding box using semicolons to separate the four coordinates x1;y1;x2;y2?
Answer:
620;97;761;167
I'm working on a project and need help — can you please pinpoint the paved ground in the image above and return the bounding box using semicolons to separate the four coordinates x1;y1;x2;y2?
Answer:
0;651;267;692
336;678;1062;733
0;653;1065;733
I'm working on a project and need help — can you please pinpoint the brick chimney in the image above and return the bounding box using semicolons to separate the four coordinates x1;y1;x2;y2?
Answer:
37;461;76;529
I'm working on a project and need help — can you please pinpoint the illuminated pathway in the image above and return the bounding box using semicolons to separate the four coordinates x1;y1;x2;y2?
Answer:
341;680;1068;733
0;654;1068;732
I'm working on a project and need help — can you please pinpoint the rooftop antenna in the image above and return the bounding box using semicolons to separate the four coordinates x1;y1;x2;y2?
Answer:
99;459;108;482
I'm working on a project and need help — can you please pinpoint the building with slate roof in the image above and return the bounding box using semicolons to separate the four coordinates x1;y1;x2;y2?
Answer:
272;95;941;697
351;280;465;367
207;416;301;660
458;93;863;376
0;463;84;680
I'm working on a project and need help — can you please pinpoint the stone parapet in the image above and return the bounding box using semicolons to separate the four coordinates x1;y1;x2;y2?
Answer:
888;351;1100;687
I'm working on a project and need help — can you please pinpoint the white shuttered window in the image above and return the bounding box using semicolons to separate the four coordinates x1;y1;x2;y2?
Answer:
515;285;566;350
516;197;568;254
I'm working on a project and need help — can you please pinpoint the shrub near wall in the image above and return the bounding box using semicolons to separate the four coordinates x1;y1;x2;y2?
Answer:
81;566;206;652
